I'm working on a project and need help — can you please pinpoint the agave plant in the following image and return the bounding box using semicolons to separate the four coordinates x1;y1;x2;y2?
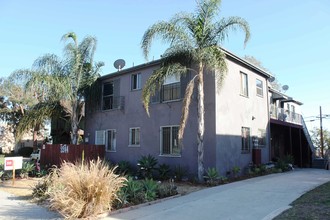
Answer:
137;154;158;179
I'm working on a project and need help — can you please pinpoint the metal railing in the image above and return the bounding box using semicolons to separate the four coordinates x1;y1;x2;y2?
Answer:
270;105;302;125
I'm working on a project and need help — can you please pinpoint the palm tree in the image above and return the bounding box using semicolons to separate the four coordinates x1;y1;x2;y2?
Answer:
141;0;250;182
16;32;104;145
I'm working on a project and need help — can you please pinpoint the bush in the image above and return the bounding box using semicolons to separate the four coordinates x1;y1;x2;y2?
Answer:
204;167;220;186
232;166;241;178
137;155;158;179
18;147;33;157
157;163;171;180
32;177;50;201
20;161;35;178
157;180;178;198
116;160;133;176
46;159;126;219
142;178;159;201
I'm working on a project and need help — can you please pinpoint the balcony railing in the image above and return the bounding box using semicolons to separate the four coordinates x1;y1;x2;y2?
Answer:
270;105;302;125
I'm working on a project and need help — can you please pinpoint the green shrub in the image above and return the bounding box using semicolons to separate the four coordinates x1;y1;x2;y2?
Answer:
173;165;189;181
46;159;126;219
116;160;133;176
232;166;241;178
204;167;220;186
282;154;294;165
20;161;35;178
121;176;144;205
137;155;158;179
158;163;171;180
157;180;178;198
32;177;50;201
142;178;159;201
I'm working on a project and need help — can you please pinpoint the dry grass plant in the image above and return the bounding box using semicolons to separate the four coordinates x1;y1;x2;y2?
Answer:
47;158;126;219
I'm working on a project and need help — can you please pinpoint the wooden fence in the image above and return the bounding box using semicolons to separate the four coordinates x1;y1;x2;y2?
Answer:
39;144;105;167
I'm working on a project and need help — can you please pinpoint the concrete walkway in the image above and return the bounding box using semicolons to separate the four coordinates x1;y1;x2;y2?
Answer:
103;169;330;220
0;190;61;220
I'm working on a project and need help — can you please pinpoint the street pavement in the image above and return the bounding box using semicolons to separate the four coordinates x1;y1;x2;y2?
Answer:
0;169;329;220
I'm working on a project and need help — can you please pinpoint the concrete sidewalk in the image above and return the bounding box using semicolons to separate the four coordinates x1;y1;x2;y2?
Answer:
103;169;330;220
0;190;61;220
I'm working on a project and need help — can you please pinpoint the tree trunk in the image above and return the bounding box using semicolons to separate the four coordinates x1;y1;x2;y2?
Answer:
71;101;79;145
33;123;40;150
197;62;205;182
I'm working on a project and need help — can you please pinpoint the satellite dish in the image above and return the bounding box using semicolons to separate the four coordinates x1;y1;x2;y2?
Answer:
268;76;275;82
114;59;126;71
282;85;289;92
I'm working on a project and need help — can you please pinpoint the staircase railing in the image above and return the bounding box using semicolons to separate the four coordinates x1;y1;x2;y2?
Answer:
301;117;315;157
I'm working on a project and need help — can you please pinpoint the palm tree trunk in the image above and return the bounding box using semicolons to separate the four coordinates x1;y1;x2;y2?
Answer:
71;101;79;145
197;62;205;182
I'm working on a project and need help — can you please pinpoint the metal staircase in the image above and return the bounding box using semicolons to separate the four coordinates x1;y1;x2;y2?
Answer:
301;117;315;154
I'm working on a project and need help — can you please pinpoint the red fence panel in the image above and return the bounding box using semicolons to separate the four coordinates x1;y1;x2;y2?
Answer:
40;144;105;167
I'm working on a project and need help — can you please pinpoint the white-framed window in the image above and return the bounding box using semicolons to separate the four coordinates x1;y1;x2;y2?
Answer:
131;73;141;90
241;127;251;153
240;72;248;97
106;129;116;152
129;127;140;147
95;130;105;145
160;126;180;156
256;79;263;97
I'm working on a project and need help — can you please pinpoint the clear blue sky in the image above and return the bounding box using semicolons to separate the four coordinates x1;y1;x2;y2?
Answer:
0;0;329;131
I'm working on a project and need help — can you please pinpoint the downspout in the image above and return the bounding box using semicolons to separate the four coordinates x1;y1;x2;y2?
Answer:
266;83;271;162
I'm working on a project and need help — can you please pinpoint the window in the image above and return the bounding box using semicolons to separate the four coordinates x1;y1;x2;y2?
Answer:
162;74;181;102
258;129;266;148
240;72;248;97
129;127;140;146
103;82;114;110
256;79;263;97
95;130;105;145
160;126;180;156
131;73;141;90
241;127;251;153
106;129;116;152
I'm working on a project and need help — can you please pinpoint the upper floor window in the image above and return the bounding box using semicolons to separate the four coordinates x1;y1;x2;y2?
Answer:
103;82;114;110
162;74;181;102
258;129;266;148
241;127;251;153
129;127;140;147
256;79;263;97
160;126;180;156
240;72;248;97
131;73;141;90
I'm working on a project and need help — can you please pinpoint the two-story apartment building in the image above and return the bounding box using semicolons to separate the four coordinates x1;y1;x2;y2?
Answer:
85;48;274;176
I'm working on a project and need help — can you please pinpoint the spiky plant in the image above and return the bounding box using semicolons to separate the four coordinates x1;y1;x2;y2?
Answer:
46;158;126;219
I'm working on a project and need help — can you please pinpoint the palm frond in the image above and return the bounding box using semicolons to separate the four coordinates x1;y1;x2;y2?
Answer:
213;16;250;46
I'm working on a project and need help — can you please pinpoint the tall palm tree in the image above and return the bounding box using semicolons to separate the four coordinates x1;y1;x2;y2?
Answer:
141;0;250;182
16;32;104;145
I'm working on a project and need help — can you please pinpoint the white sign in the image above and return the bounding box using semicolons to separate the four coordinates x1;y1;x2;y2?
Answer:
4;157;23;170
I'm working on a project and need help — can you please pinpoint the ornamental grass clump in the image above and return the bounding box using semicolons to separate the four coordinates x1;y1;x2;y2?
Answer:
47;158;126;219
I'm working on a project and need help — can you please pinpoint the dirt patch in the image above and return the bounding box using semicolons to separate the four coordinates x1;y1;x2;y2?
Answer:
0;178;40;200
176;182;207;195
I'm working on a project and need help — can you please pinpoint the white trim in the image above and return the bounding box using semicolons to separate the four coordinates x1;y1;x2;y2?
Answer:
131;73;141;91
129;127;140;147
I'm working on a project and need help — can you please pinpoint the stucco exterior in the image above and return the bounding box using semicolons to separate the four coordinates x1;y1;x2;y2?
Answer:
85;51;272;177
